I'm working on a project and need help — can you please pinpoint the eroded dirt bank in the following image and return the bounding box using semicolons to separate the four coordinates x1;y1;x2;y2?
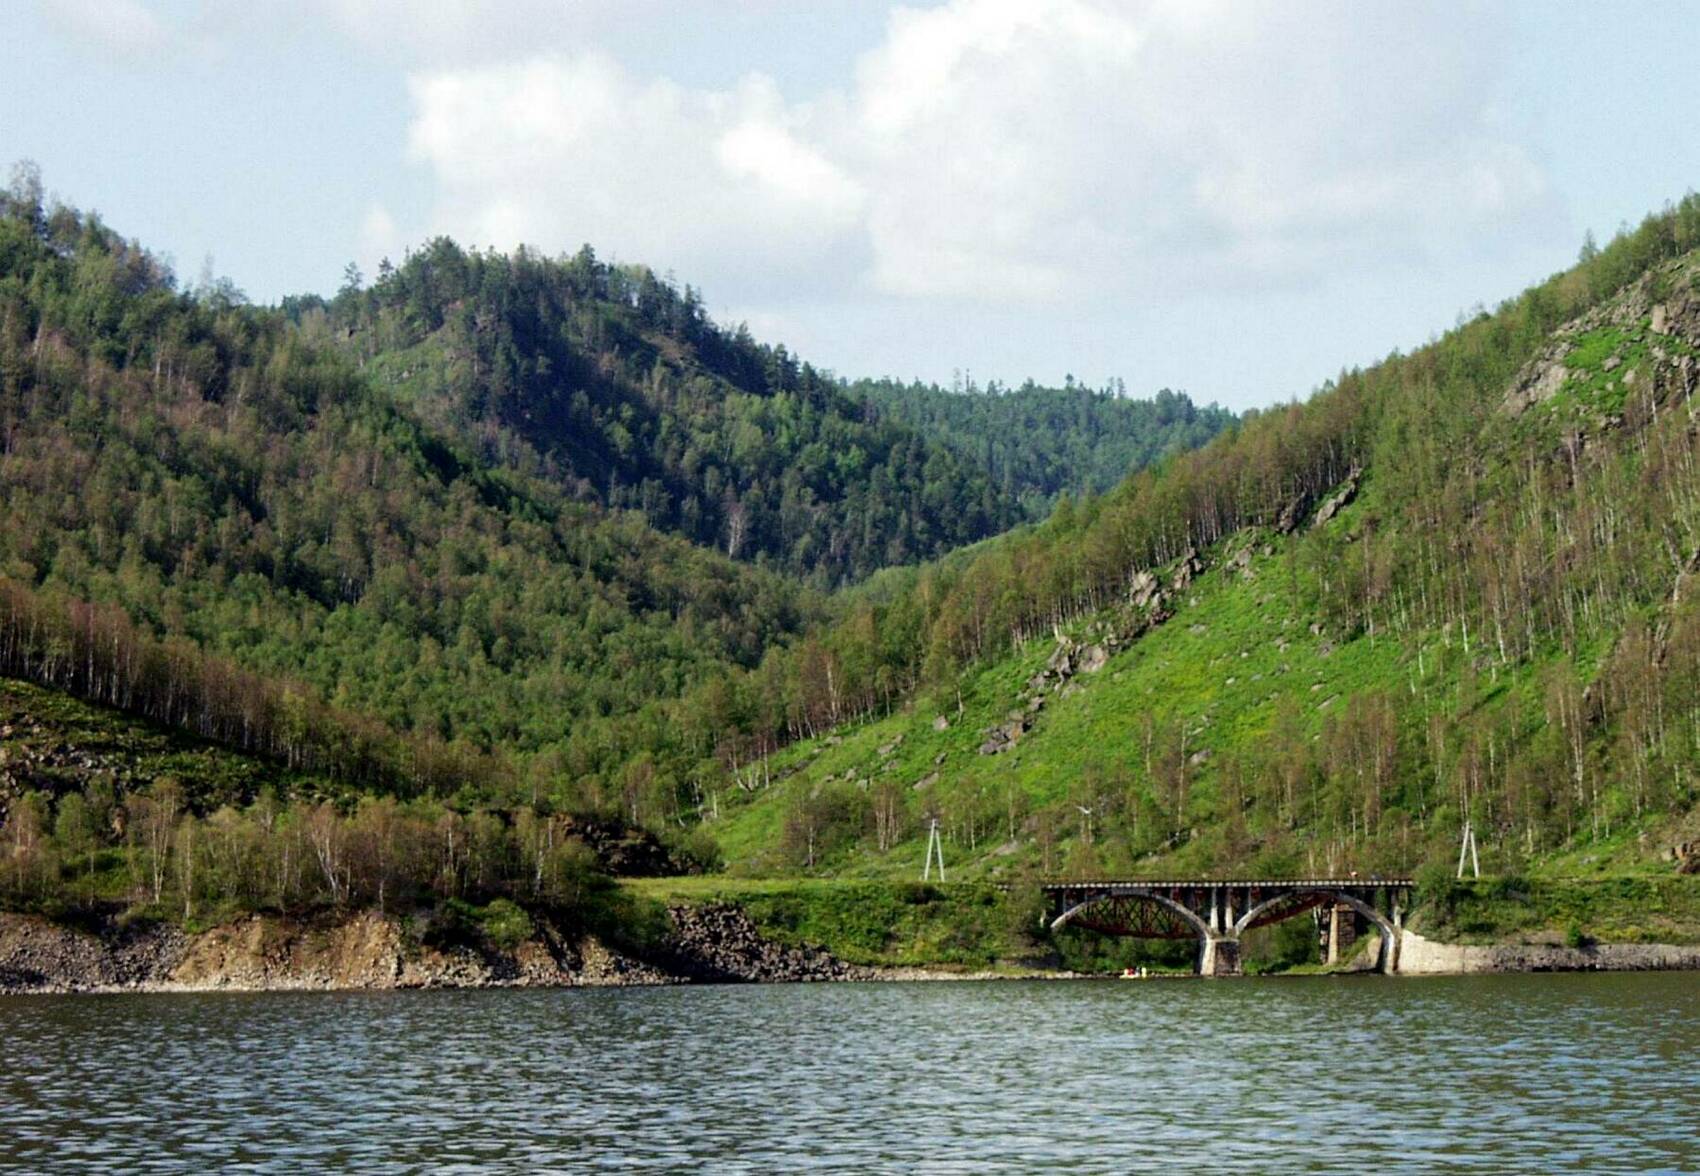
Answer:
0;910;671;993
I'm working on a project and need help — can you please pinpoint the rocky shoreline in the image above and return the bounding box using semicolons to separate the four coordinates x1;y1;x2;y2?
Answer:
0;902;1040;995
6;908;1699;994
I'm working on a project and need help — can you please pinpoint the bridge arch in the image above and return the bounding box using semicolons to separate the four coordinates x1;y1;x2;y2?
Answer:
1233;888;1397;971
1041;878;1412;976
1050;888;1211;941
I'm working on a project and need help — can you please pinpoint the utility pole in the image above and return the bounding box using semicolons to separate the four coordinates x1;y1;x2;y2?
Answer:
1456;820;1480;879
922;818;946;882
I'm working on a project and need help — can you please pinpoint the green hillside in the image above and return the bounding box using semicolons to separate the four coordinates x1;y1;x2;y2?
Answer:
0;170;1233;921
8;161;1700;949
694;198;1700;891
303;240;1230;586
0;180;828;807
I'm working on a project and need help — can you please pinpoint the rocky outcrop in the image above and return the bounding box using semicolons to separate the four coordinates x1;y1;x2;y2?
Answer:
0;898;886;993
1274;490;1314;535
658;903;870;983
1503;254;1700;418
982;566;1181;756
0;913;186;991
1396;929;1700;975
559;815;695;877
1128;569;1163;610
1310;465;1361;528
1275;473;1366;532
0;909;667;994
171;911;669;990
1077;644;1109;674
1171;548;1204;591
977;713;1030;756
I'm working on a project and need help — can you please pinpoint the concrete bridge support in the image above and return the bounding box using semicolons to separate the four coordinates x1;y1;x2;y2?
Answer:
1200;934;1243;976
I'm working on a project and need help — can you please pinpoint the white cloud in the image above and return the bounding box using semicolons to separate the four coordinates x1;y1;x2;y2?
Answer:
404;55;865;290
394;0;1549;311
848;0;1545;299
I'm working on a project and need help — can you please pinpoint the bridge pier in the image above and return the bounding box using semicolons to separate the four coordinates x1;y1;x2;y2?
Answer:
1199;933;1242;977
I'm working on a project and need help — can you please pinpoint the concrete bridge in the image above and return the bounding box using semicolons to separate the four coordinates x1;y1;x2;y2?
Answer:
1043;878;1413;976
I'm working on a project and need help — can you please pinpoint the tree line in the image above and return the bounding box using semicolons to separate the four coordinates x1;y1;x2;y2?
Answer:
0;578;497;795
3;778;612;924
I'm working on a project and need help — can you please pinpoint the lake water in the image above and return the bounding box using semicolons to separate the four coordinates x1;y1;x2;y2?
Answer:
2;973;1697;1172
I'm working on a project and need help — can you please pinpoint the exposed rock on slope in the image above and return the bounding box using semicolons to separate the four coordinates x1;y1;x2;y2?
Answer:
659;904;870;982
1310;465;1361;528
560;815;696;877
1504;256;1700;418
981;569;1182;756
0;914;186;991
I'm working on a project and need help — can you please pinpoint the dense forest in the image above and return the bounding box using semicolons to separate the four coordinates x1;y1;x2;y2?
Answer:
852;378;1234;516
295;241;1200;587
292;241;1232;585
0;163;1229;914
7;153;1700;920
0;165;822;800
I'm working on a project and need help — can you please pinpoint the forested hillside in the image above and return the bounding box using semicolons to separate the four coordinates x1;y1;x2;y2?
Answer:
0;167;1225;846
852;379;1234;516
296;242;1230;585
9;160;1700;926
306;244;980;583
0;175;821;806
681;195;1700;884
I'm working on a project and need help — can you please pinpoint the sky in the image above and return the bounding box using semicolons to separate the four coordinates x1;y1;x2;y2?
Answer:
4;1;1700;411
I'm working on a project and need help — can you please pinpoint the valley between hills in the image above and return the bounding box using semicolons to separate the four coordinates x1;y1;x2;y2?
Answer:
6;174;1700;985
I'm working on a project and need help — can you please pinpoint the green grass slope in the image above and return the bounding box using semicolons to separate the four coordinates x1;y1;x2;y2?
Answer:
710;491;1694;877
696;227;1700;912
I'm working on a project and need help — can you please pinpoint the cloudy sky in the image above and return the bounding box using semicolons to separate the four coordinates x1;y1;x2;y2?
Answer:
6;2;1700;409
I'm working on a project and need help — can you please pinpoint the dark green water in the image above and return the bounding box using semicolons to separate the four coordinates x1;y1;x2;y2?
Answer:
2;972;1697;1172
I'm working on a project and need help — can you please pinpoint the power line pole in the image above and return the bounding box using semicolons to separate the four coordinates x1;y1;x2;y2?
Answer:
1456;820;1480;879
922;818;946;882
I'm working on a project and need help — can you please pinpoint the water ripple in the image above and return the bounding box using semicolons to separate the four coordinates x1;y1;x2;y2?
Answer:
2;973;1697;1172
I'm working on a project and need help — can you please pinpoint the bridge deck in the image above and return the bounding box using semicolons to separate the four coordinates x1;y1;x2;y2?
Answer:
1042;878;1413;891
